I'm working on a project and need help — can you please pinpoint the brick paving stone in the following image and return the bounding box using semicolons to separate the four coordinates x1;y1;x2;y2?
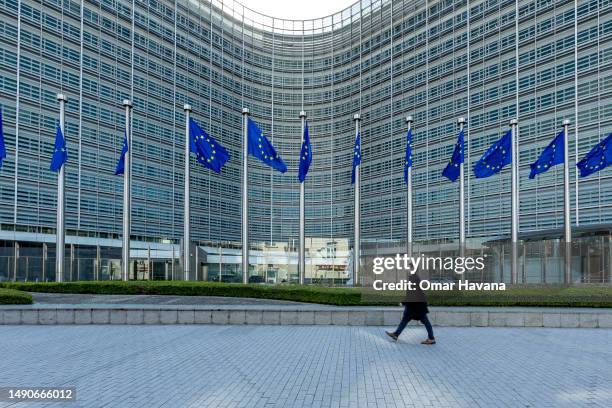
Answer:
0;326;609;407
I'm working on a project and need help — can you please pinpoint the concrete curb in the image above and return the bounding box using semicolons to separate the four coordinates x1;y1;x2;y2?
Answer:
1;307;611;328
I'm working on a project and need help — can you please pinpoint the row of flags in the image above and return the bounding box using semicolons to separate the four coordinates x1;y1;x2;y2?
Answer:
49;115;312;182
404;125;612;183
0;105;610;182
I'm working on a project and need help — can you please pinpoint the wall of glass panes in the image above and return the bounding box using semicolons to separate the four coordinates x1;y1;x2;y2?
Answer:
0;0;610;283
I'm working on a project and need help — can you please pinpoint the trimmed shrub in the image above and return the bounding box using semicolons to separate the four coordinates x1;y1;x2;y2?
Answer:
0;288;33;305
0;282;610;307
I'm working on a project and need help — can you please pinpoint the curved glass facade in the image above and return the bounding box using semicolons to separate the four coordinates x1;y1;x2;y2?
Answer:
0;0;611;283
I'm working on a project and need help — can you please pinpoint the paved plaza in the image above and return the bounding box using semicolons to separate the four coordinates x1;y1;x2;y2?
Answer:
0;325;610;408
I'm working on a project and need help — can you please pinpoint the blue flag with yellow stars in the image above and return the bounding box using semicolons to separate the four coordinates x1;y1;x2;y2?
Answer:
473;129;512;178
351;132;361;184
0;105;6;169
442;129;464;182
403;128;413;184
529;130;564;179
189;118;230;173
50;123;68;172
576;133;612;178
115;133;128;175
247;117;287;173
298;121;312;182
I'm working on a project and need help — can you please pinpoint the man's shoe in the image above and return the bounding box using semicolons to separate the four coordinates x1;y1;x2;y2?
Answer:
385;331;398;341
421;338;436;345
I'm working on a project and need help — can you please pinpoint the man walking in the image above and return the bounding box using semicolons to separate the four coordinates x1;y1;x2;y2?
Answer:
385;273;436;345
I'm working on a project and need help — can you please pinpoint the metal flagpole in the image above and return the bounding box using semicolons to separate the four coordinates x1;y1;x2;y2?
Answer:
353;113;361;286
183;104;192;281
457;117;466;258
242;107;250;284
510;118;519;284
405;115;413;258
299;111;307;285
562;119;572;283
121;99;132;281
56;94;67;282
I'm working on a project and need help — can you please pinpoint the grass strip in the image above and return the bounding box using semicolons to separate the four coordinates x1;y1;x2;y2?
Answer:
0;288;33;305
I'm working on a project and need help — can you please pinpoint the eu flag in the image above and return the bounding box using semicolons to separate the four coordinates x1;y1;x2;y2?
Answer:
189;118;230;173
529;130;564;179
403;128;413;184
298;122;312;182
351;132;361;184
50;123;68;172
247;117;287;173
576;133;612;178
442;129;464;182
473;129;512;178
0;105;5;169
114;134;128;175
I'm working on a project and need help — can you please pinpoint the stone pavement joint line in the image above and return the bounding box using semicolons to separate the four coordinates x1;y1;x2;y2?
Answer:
0;326;610;408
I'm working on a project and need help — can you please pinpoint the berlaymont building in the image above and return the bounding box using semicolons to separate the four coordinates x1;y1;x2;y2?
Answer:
0;0;611;284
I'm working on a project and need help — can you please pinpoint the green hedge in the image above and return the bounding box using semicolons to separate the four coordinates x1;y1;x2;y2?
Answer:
0;281;610;307
364;284;612;307
402;285;612;308
0;288;33;305
0;281;363;306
